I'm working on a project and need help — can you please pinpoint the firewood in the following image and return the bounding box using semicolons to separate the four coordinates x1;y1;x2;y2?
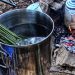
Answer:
55;45;75;68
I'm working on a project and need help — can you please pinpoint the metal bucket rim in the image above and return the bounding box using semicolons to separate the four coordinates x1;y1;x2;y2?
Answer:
0;9;54;47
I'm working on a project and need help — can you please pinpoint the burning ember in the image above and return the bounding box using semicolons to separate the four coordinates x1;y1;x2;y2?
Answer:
68;25;75;37
54;21;75;53
59;25;75;53
60;36;75;53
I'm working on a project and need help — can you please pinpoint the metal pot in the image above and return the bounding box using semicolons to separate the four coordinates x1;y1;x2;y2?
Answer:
0;9;54;75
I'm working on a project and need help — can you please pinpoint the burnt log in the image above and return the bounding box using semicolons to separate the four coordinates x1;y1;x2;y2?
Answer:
55;45;75;68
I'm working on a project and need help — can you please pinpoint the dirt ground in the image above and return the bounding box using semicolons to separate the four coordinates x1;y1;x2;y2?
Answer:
0;0;33;14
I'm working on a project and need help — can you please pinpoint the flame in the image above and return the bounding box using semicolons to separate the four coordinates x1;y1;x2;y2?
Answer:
69;25;72;33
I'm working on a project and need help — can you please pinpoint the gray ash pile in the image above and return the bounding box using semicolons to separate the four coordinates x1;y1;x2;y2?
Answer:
53;23;70;45
48;8;70;46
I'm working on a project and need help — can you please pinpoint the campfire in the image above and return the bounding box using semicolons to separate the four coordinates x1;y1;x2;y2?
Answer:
0;0;75;75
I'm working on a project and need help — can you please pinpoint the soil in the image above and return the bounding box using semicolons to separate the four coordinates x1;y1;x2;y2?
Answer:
0;0;33;14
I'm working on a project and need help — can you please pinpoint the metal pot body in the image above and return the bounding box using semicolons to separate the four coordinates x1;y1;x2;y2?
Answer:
0;9;54;75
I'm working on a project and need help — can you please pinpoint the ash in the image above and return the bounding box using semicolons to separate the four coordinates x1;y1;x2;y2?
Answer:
16;37;45;45
48;8;70;46
52;24;69;46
